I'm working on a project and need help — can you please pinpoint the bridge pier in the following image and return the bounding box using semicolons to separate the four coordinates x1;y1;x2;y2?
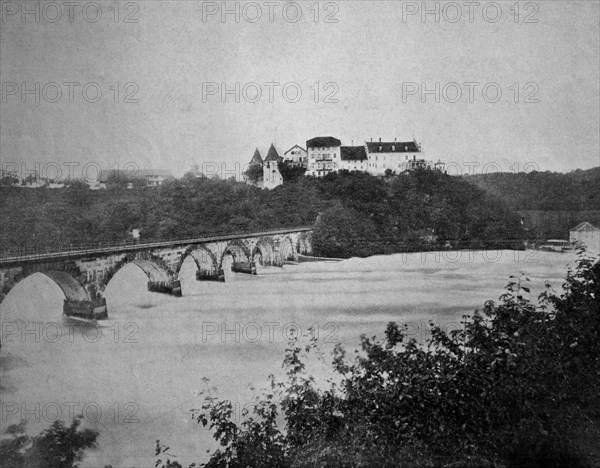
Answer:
63;298;108;320
147;280;182;297
196;269;225;282
232;261;257;275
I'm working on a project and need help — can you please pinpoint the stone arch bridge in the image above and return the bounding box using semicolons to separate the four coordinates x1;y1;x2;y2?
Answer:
0;227;312;320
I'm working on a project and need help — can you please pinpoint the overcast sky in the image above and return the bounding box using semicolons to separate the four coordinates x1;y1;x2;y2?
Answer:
1;0;599;179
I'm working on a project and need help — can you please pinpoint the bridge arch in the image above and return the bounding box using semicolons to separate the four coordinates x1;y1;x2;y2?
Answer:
297;232;311;255
219;240;252;270
101;253;176;294
0;270;91;306
252;238;275;266
176;244;220;277
279;236;297;262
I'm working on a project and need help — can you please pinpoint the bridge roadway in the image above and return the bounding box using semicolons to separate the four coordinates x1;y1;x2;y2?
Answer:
0;226;313;266
0;226;314;319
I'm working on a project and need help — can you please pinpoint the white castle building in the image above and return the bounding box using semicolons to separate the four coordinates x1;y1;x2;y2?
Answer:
305;136;444;177
246;136;444;188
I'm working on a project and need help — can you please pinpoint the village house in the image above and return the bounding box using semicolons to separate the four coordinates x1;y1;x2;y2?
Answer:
283;145;308;167
306;136;342;177
98;168;174;188
569;222;600;253
339;146;369;172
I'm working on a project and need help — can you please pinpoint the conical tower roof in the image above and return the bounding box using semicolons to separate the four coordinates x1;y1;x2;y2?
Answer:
250;148;263;165
264;143;282;162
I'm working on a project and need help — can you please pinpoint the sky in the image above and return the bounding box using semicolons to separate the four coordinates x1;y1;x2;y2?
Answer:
1;0;599;180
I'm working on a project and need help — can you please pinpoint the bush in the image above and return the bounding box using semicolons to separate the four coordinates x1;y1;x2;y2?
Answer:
159;251;599;468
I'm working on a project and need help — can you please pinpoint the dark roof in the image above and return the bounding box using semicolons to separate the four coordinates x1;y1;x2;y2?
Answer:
366;141;420;153
284;144;306;155
99;169;173;182
250;148;263;165
306;137;341;148
264;143;282;162
340;146;368;161
571;222;599;232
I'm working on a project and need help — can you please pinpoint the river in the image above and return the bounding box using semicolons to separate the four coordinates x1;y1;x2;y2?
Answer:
0;249;579;467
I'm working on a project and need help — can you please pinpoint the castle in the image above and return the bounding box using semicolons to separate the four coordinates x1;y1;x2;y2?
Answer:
246;136;444;189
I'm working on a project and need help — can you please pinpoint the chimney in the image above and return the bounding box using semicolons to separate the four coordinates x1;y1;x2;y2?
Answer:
394;137;397;142
379;137;382;143
370;137;373;142
351;140;354;146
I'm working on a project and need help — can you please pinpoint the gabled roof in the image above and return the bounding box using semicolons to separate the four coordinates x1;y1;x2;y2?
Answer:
284;144;306;155
250;148;263;165
571;221;600;232
340;146;368;161
264;143;282;162
366;141;420;153
306;137;341;148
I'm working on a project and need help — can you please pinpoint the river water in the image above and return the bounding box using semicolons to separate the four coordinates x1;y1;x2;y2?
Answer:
0;249;579;467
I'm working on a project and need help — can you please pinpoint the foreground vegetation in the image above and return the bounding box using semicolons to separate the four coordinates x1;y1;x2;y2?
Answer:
1;254;597;467
0;169;525;258
152;251;598;468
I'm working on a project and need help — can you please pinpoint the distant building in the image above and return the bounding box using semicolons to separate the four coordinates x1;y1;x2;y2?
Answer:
283;145;308;167
306;136;342;177
570;222;600;253
249;135;440;182
98;169;174;187
339;146;368;172
263;143;284;190
186;164;203;178
365;138;424;176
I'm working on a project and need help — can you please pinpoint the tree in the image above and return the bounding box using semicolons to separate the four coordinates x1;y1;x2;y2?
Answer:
312;204;381;258
244;165;263;183
0;418;99;468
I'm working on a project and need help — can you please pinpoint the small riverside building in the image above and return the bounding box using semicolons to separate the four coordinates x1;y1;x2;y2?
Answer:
569;222;600;253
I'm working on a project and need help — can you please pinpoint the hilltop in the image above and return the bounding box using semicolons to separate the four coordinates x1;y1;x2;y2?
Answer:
0;169;525;258
465;167;600;238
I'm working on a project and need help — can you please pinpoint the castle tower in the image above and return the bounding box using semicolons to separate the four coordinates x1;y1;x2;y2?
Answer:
245;148;264;187
263;143;284;190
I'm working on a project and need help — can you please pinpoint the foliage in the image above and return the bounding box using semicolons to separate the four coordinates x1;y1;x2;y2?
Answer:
278;161;306;182
244;164;263;183
0;169;526;257
0;418;99;468
160;251;599;468
467;167;600;212
312;203;381;258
